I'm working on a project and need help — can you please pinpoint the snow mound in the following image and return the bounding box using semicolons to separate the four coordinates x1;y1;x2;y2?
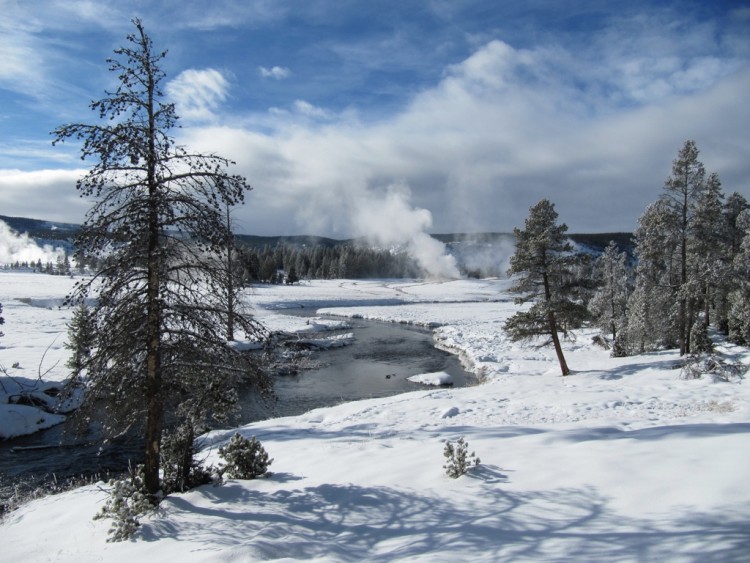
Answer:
441;406;460;418
407;371;453;386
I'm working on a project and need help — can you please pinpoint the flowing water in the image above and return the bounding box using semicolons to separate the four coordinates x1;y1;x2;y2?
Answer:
0;316;473;506
241;315;472;420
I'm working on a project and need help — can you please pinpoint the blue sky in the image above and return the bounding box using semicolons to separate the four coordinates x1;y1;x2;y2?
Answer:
1;0;749;237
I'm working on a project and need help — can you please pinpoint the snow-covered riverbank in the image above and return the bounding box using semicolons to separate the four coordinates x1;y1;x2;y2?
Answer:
2;274;749;561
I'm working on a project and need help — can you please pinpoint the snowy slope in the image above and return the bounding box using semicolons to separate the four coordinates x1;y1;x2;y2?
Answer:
1;275;749;561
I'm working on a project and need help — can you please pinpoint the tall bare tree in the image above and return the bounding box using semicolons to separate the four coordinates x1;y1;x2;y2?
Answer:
53;19;267;499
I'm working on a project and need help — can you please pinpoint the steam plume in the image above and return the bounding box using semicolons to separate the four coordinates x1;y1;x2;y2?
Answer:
0;220;65;266
351;183;460;279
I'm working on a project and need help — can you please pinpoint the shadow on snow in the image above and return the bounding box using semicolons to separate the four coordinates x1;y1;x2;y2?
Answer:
141;478;750;561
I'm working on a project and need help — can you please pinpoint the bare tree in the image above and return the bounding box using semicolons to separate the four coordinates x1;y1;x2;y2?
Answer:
53;19;268;500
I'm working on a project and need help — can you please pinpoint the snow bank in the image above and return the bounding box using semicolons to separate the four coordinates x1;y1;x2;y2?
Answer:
0;404;67;439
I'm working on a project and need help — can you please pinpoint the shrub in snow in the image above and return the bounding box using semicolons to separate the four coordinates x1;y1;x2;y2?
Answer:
443;437;480;478
94;465;152;542
680;354;747;382
218;433;272;479
689;321;714;355
161;424;212;494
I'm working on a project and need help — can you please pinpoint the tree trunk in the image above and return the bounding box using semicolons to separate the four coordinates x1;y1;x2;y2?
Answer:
685;297;695;354
704;283;711;328
226;206;234;341
179;424;195;491
143;206;163;499
678;172;689;356
544;272;570;375
143;57;163;501
549;310;570;376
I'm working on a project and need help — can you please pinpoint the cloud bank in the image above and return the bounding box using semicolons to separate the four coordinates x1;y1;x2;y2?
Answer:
177;37;750;241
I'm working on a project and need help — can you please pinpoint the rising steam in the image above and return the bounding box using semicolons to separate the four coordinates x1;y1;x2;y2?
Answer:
351;183;460;279
0;220;66;266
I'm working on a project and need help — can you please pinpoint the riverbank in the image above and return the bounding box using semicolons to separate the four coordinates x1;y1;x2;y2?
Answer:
2;275;750;561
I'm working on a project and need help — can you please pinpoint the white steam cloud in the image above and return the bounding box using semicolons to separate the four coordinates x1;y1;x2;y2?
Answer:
0;220;65;266
351;183;460;279
448;233;516;278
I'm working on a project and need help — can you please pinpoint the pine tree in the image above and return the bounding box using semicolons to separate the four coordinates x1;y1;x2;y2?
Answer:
589;241;631;353
64;302;95;381
286;265;299;284
626;200;680;353
690;172;726;329
715;192;750;333
53;19;268;500
727;210;750;344
661;140;706;355
505;199;586;375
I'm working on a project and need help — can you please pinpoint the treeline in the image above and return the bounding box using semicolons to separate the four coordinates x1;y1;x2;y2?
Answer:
587;140;750;353
1;254;73;275
233;243;422;283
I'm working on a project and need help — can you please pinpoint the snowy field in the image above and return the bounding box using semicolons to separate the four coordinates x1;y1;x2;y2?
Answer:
2;273;750;561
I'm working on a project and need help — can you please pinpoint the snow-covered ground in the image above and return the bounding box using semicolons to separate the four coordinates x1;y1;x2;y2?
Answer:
2;273;750;561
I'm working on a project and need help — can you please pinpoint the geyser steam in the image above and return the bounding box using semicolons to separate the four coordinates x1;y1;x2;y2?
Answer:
351;183;460;279
0;220;66;266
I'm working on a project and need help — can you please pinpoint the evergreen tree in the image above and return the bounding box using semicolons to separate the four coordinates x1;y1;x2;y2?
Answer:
64;302;95;381
505;199;586;375
689;172;726;328
589;241;631;353
727;210;750;344
715;192;750;333
724;192;750;255
661;140;706;355
286;265;299;284
53;20;268;500
626;200;680;353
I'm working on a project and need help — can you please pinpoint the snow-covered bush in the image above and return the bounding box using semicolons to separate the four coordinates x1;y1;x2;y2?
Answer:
680;354;747;383
443;437;480;478
218;433;272;479
94;465;152;542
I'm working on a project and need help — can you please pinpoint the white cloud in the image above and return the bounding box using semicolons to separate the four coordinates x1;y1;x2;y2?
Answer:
0;169;89;222
166;68;230;122
177;38;750;238
292;100;331;119
259;66;291;80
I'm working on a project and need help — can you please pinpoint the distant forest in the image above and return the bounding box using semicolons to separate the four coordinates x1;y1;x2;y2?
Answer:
0;214;631;281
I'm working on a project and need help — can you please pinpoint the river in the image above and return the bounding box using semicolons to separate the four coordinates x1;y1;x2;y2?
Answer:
0;315;473;506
